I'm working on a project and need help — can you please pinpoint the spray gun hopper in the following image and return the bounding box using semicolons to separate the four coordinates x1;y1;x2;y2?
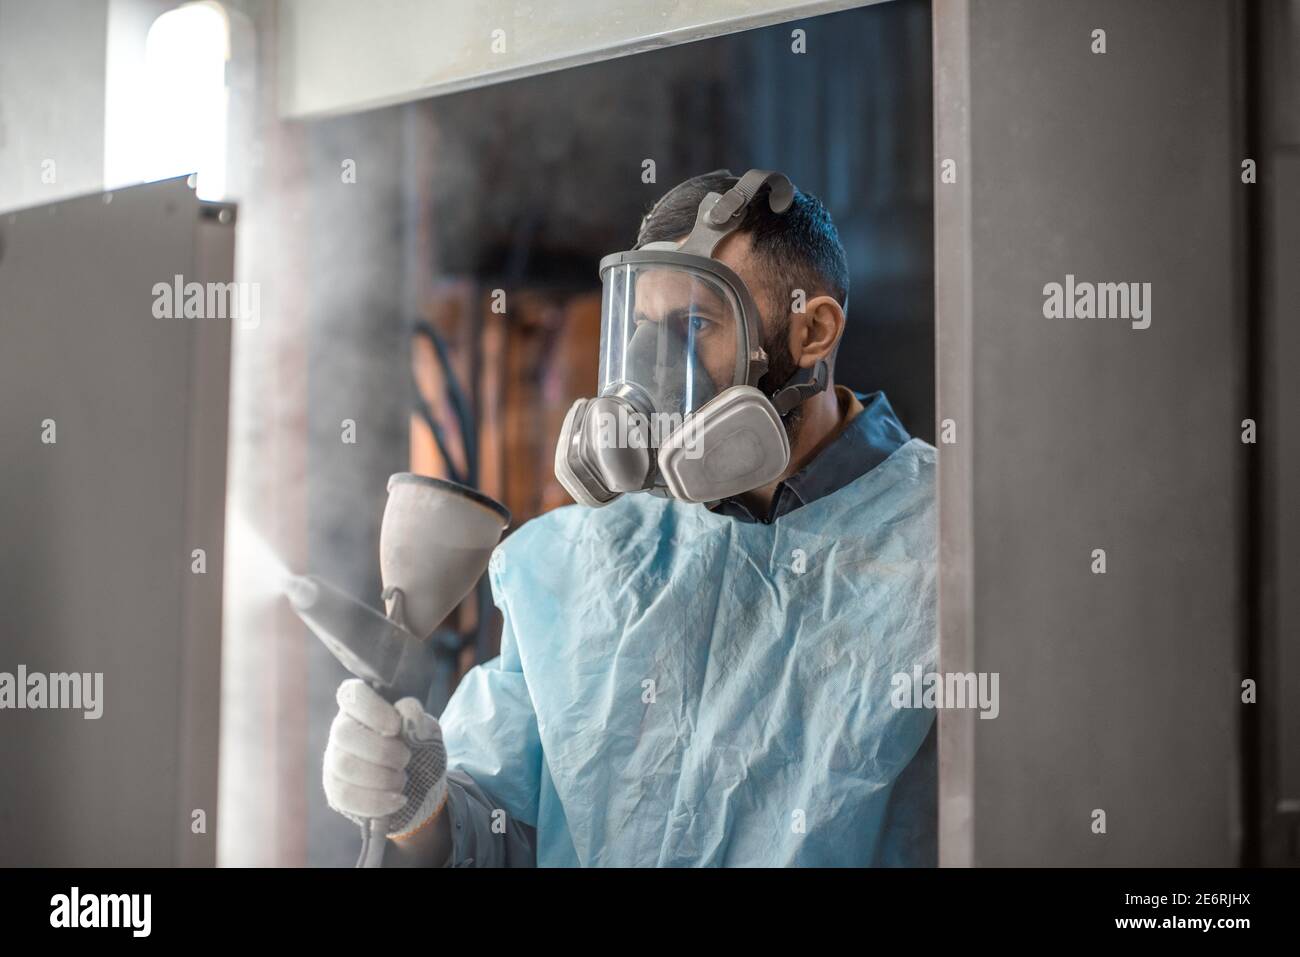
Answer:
285;474;509;705
380;474;510;640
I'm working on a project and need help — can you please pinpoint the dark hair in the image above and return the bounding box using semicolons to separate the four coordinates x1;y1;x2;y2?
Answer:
634;170;850;321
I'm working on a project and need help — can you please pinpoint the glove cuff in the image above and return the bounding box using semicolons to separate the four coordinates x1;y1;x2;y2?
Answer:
386;775;449;840
383;729;449;838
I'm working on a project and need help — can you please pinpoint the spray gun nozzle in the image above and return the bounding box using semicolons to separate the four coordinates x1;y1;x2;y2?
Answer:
282;573;434;701
283;574;321;610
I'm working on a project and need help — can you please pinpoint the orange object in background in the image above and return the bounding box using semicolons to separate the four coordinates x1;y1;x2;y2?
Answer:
410;285;600;528
409;283;601;670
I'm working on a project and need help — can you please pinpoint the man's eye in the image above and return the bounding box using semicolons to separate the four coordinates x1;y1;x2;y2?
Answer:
688;314;711;332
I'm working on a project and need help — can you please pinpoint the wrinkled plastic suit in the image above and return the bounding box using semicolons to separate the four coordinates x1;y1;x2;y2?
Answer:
438;438;938;866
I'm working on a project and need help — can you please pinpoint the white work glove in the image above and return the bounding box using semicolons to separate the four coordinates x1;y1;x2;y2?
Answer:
324;678;449;839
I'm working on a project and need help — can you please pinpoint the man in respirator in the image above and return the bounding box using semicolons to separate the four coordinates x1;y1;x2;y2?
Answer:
323;169;938;866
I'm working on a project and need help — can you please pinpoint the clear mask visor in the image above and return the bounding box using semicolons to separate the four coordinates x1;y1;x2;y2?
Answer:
597;262;745;419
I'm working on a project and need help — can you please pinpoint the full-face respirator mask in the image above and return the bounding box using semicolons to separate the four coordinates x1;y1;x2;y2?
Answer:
554;169;828;507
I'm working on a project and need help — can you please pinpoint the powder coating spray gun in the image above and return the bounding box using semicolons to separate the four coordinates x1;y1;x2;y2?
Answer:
283;473;510;867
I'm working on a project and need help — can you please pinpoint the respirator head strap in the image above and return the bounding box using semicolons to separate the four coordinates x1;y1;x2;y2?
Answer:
769;358;830;418
705;169;795;226
677;170;796;258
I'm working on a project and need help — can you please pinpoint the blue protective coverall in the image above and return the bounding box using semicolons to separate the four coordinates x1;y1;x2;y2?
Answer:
437;389;938;866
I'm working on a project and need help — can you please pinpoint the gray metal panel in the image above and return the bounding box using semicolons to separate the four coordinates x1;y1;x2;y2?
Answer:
936;0;1242;865
0;177;231;865
1269;155;1300;801
1259;0;1300;863
277;0;884;118
933;0;975;868
1263;150;1300;858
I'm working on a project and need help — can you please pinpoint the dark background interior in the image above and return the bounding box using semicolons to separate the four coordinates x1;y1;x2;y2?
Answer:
297;0;934;864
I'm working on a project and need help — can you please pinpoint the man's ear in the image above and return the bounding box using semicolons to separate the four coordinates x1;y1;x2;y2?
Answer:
788;295;845;368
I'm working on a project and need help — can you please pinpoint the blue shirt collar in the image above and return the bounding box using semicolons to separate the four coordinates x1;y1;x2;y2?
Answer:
707;387;911;524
